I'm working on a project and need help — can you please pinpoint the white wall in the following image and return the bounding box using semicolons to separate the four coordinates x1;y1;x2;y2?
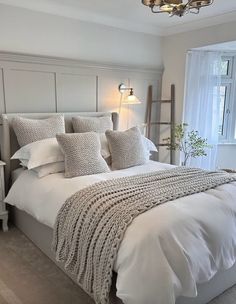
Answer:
0;4;162;146
161;21;236;168
218;145;236;170
0;4;162;69
162;20;236;122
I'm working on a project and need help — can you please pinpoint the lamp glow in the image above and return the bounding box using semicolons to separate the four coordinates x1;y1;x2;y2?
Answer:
118;84;141;105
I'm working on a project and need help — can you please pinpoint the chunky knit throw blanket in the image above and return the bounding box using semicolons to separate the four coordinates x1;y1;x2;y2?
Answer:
52;167;236;304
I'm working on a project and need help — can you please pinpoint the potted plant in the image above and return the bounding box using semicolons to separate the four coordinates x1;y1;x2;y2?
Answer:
163;123;212;166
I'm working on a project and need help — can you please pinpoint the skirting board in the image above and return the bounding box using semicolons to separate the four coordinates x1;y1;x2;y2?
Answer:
12;206;236;304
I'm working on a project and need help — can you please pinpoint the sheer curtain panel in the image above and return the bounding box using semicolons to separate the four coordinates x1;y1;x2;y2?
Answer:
183;50;222;170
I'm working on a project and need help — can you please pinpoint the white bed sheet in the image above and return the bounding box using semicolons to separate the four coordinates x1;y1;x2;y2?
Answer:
5;161;236;304
6;161;172;228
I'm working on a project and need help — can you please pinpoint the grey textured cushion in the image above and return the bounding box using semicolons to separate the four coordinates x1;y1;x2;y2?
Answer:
12;115;65;147
105;127;147;170
56;133;110;178
72;116;113;133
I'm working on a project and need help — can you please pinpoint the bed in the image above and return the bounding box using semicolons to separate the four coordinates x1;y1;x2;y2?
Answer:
1;112;236;304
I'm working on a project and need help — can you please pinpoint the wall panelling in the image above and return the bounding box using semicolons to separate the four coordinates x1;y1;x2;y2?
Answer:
4;68;56;113
0;52;162;136
56;73;97;112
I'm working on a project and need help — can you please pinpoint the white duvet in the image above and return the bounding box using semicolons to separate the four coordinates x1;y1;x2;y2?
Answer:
5;161;236;304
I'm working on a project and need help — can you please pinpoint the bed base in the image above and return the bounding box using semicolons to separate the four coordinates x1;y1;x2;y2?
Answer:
12;207;236;304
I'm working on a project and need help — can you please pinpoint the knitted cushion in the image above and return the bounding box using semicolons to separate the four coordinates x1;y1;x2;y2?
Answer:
105;127;147;170
72;116;113;133
12;115;65;147
56;133;110;178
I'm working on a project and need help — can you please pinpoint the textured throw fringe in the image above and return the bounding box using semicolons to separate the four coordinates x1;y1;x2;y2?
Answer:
52;167;236;304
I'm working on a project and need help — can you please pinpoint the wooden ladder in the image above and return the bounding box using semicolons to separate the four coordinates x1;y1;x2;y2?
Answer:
146;84;176;165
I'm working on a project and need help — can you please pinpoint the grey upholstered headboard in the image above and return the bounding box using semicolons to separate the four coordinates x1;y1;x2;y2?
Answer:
0;112;119;191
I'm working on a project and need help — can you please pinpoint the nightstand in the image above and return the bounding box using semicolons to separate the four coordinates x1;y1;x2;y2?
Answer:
0;161;8;232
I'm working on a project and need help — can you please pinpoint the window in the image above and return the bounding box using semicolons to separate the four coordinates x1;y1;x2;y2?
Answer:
221;58;232;77
221;60;229;76
218;85;227;136
218;56;236;143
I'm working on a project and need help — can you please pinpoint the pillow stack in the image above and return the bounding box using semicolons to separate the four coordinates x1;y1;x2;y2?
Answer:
12;115;66;178
71;116;157;169
11;138;65;178
11;114;157;179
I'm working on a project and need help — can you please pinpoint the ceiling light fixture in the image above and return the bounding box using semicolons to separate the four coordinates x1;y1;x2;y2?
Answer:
142;0;214;17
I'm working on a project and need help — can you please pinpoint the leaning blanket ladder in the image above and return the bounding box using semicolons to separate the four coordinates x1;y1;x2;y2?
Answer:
146;84;175;164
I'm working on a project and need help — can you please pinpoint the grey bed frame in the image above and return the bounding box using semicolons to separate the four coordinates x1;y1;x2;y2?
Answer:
1;112;236;304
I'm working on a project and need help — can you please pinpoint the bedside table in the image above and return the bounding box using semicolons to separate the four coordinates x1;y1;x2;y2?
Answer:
0;161;8;232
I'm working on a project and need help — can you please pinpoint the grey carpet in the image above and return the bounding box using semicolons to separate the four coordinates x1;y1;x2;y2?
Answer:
0;226;94;304
0;227;236;304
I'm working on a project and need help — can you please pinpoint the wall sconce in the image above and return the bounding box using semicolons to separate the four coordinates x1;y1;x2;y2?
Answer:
118;83;141;104
118;83;141;130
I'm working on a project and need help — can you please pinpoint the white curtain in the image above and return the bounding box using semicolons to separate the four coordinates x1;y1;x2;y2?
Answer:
183;50;222;170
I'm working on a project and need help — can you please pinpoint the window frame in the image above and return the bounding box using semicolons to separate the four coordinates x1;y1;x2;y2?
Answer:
221;56;233;78
218;55;236;144
218;83;231;141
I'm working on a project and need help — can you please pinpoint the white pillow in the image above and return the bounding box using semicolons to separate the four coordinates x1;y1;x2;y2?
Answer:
19;159;29;168
100;134;110;159
142;136;157;154
11;138;64;169
32;162;65;178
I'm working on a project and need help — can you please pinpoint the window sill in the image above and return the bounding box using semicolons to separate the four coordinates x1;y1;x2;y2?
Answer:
218;143;236;146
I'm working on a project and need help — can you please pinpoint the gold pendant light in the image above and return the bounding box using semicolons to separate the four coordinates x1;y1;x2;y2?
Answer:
142;0;214;17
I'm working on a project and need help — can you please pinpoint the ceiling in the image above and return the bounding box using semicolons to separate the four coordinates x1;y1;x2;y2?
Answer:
197;41;236;51
1;0;236;36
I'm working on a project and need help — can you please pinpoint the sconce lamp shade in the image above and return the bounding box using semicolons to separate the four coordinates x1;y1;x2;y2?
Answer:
122;94;141;105
118;83;141;105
